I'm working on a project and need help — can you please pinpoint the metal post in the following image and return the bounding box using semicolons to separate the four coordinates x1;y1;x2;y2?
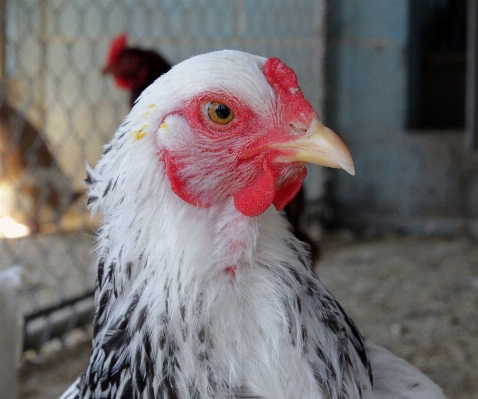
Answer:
466;0;478;149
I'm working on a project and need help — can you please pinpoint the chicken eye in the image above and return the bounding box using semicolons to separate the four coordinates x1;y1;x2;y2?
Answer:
207;102;235;125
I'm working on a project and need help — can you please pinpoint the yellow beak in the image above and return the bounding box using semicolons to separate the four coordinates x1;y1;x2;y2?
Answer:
271;119;355;176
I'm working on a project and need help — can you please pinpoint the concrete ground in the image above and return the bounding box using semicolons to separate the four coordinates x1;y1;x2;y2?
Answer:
19;234;478;399
318;234;478;399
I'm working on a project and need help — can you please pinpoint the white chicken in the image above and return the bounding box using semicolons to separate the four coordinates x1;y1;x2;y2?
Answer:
60;50;447;399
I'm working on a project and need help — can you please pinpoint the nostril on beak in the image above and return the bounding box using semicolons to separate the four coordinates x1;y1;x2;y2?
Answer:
289;122;308;135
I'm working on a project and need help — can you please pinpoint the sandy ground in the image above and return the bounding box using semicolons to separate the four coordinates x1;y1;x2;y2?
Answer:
19;234;478;399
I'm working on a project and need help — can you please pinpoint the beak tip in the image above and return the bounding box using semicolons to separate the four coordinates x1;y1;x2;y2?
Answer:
345;165;355;176
337;157;355;176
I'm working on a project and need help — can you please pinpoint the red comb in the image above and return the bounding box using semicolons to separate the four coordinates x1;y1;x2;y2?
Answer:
263;57;315;126
106;32;128;66
263;57;300;95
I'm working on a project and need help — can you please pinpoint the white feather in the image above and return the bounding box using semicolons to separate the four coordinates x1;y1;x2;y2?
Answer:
367;340;447;399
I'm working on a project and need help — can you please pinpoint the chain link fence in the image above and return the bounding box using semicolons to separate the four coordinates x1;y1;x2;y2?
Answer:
0;0;326;349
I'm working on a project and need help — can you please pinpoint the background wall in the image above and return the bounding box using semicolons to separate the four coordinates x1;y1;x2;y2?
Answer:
326;0;478;235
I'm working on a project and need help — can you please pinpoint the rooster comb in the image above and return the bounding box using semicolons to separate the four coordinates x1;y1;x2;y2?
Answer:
106;32;128;66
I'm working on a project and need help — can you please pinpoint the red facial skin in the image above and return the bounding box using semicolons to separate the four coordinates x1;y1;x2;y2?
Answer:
161;57;317;217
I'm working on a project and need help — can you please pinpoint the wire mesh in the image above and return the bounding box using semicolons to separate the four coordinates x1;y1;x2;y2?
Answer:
0;0;326;348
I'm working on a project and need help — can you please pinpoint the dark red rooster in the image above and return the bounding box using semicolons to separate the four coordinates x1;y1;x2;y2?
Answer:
102;33;172;107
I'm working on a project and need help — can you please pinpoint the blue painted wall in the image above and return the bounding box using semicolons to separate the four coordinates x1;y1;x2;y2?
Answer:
326;0;478;234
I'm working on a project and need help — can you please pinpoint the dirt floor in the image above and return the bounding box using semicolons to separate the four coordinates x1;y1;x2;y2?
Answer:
19;234;478;399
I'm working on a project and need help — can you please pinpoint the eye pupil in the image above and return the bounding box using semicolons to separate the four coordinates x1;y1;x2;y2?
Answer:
207;101;235;125
215;104;230;120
